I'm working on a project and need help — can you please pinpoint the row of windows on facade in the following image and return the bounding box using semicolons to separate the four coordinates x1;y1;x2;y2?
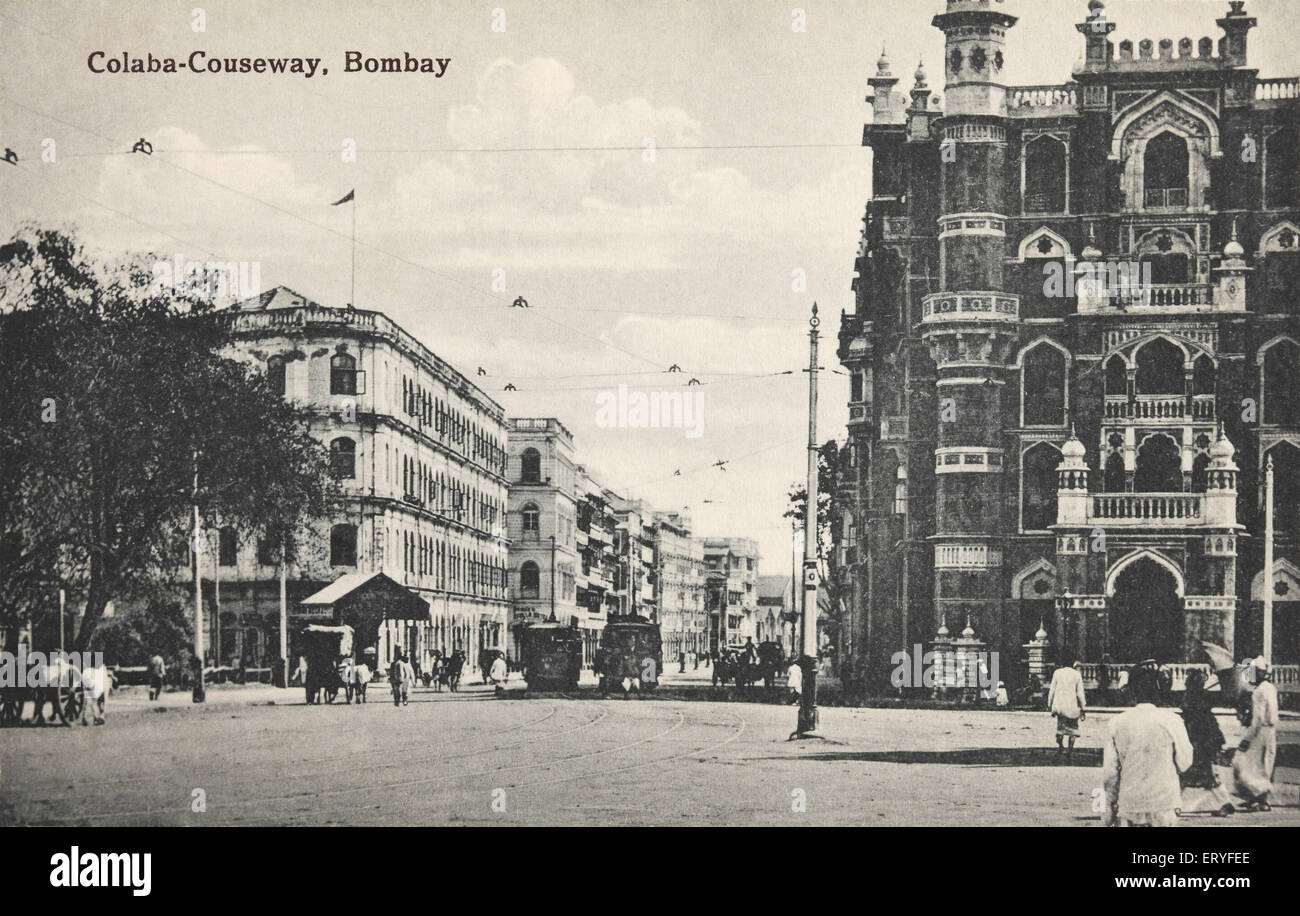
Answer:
266;353;361;396
264;354;507;478
398;528;507;598
958;130;1300;214
400;450;503;531
861;335;1299;428
402;374;506;476
194;525;359;568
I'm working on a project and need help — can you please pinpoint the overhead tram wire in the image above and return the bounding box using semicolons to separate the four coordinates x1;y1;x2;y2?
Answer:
497;370;795;392
0;95;843;374
0;97;835;329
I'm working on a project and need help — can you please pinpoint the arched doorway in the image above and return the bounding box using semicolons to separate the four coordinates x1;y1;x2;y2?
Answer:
1109;558;1184;663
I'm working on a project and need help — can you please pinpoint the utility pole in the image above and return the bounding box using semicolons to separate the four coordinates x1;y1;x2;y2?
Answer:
192;455;206;703
58;587;65;656
1264;454;1274;666
280;540;289;688
795;303;821;739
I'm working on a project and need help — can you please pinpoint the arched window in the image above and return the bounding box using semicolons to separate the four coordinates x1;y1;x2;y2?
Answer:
1266;128;1300;210
521;447;541;484
1022;344;1067;426
522;503;540;536
330;437;356;479
1144;132;1189;209
330;525;357;566
330;353;357;395
1135;339;1185;395
218;527;237;567
1265;443;1300;533
266;356;286;396
1192;355;1215;396
519;561;540;599
1104;450;1127;493
1024;136;1067;214
1263;340;1300;426
1022;443;1062;531
1105;355;1128;396
1135;434;1182;492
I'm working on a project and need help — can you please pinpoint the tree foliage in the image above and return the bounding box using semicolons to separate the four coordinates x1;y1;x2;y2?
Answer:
0;227;334;649
784;440;848;655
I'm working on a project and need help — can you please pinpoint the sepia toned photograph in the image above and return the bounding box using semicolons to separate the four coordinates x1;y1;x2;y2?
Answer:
1;0;1297;870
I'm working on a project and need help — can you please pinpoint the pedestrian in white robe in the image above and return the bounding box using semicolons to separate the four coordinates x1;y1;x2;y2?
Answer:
1232;657;1278;811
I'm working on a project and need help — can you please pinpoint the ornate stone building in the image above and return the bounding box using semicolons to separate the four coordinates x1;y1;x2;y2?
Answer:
839;0;1300;691
211;286;510;675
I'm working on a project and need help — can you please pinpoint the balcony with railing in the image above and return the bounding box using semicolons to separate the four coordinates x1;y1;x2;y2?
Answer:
1088;493;1203;526
1008;84;1078;115
1079;280;1220;314
1256;77;1300;101
920;292;1019;325
1103;394;1215;421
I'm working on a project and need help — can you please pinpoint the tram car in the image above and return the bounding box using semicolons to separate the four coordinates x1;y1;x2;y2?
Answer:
518;621;583;692
597;615;663;696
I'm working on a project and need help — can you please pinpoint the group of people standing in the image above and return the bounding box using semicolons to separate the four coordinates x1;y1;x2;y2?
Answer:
1047;654;1280;826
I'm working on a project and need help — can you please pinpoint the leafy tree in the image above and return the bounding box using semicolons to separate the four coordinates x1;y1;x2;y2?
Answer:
784;440;849;664
89;598;194;678
0;226;334;650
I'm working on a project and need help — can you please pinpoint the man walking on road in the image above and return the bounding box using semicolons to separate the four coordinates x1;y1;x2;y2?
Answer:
1047;654;1087;761
1102;667;1193;827
147;653;166;701
389;648;415;707
1233;656;1279;811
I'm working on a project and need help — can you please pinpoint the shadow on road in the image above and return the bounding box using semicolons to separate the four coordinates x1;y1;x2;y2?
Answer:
751;746;1105;768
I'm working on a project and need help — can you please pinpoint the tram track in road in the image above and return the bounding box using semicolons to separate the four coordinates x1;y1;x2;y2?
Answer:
9;699;617;824
18;698;691;825
231;701;750;826
2;697;566;797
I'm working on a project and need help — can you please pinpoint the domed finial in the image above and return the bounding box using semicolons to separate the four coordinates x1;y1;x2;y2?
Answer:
1223;218;1245;259
1082;223;1102;260
937;613;950;638
1035;619;1048;640
961;615;975;639
876;45;892;77
914;58;928;88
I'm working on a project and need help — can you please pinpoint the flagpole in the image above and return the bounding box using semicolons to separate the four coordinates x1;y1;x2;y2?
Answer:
351;191;356;308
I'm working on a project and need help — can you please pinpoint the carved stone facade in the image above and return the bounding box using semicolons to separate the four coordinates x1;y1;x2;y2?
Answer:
840;1;1300;692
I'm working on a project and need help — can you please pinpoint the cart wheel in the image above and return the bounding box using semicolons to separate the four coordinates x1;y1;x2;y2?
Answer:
60;684;84;724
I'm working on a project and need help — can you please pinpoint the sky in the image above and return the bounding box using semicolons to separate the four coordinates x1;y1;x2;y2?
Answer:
2;0;1297;570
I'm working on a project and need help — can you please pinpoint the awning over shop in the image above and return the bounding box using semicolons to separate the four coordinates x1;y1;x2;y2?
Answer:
298;572;431;651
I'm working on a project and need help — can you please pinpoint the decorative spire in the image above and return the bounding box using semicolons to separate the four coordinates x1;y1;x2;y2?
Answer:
875;44;892;77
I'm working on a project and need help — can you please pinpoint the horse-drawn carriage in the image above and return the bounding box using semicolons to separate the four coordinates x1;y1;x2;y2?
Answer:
300;624;356;705
0;652;106;726
519;621;582;692
711;641;785;693
597;615;662;697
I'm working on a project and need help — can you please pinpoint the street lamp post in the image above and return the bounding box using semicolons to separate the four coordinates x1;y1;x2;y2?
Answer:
1264;454;1274;666
795;303;821;739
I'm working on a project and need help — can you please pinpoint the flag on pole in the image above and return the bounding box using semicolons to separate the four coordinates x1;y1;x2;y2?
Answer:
332;189;355;205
